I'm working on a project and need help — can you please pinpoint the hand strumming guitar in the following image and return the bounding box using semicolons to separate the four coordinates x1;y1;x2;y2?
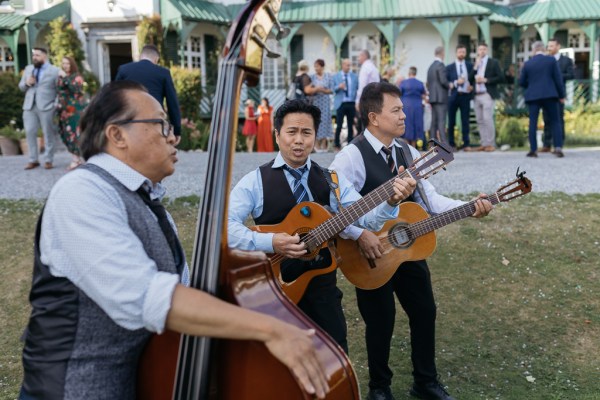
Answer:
273;233;308;258
357;230;383;260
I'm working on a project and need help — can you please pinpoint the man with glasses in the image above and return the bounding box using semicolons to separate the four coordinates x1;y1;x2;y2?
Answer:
18;47;60;170
115;44;182;144
19;82;330;399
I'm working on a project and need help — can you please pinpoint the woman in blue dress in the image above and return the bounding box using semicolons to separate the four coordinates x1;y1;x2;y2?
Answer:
310;59;334;152
399;66;426;148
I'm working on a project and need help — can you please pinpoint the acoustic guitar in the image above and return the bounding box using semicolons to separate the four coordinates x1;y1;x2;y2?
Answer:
251;141;454;303
337;172;532;289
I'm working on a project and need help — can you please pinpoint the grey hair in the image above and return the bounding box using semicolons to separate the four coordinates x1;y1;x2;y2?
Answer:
532;41;546;52
434;46;444;56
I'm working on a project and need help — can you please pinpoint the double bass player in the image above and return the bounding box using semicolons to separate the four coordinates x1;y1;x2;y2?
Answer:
19;82;329;399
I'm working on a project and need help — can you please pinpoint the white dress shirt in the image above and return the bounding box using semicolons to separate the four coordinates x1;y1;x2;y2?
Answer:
228;152;399;250
40;153;189;334
357;59;380;104
329;129;464;237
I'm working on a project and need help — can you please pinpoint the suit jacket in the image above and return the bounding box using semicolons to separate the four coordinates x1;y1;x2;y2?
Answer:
557;54;575;86
519;54;565;102
446;60;473;98
19;63;60;111
115;59;181;136
426;60;449;104
332;70;358;110
469;57;504;99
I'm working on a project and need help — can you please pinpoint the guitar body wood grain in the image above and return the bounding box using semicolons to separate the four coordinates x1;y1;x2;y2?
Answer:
337;202;437;290
251;201;341;303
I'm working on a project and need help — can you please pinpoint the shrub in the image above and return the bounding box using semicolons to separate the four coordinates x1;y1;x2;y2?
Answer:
497;116;525;147
0;125;25;140
0;73;25;128
137;14;165;65
170;66;201;121
178;118;210;151
81;70;100;97
46;17;85;70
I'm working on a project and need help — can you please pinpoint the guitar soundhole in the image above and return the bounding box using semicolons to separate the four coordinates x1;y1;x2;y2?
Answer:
389;223;412;249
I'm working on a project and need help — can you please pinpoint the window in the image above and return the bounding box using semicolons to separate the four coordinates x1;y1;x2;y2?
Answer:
186;35;203;70
0;45;15;71
261;36;285;90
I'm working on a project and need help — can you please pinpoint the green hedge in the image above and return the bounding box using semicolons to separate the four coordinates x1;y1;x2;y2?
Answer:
0;73;25;129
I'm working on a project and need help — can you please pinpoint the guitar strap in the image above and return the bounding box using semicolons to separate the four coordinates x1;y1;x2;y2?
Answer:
318;167;343;210
396;139;434;214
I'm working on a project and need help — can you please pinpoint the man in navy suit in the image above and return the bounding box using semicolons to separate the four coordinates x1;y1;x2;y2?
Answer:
332;58;358;149
541;38;575;153
446;44;473;150
519;41;566;158
115;45;181;143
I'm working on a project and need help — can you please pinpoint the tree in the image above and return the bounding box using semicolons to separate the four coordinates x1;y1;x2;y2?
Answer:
137;14;165;66
45;16;85;70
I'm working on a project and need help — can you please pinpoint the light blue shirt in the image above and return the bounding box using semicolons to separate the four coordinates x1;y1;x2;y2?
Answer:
329;129;465;239
40;153;189;334
228;153;399;251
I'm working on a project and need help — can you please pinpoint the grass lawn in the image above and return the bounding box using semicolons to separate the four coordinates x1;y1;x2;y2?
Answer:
1;193;599;399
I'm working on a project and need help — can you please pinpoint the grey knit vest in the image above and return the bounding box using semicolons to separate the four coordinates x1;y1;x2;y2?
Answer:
22;163;180;400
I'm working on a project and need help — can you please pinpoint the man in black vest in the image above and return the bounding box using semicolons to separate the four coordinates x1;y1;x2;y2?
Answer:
20;82;331;399
228;99;416;353
330;82;493;400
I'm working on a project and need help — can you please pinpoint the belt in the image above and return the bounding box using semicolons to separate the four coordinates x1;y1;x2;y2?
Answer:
475;92;488;95
457;92;470;95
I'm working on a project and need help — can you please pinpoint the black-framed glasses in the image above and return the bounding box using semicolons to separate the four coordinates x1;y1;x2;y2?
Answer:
112;118;173;138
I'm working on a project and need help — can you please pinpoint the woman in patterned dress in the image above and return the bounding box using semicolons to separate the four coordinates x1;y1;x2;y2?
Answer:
56;56;88;170
311;59;334;152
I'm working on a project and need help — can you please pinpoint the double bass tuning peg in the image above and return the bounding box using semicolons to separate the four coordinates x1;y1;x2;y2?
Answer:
264;2;290;40
252;26;280;59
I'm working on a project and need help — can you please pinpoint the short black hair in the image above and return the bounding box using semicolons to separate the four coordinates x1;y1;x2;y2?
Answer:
273;99;321;133
456;43;467;51
79;81;147;160
32;47;47;54
359;82;402;127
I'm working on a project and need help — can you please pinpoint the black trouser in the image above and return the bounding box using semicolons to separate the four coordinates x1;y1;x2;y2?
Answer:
356;260;437;389
298;270;348;353
335;102;356;147
447;93;471;147
543;101;565;148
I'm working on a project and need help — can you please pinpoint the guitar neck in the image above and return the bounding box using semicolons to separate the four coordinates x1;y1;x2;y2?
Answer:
308;168;421;246
408;193;501;238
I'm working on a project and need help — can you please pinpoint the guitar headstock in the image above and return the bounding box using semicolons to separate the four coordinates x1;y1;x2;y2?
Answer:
224;0;288;85
496;169;532;202
408;139;454;181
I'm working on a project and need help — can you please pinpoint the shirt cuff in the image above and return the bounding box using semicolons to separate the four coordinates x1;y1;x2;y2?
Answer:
255;232;275;253
142;271;180;334
382;202;399;217
340;225;364;241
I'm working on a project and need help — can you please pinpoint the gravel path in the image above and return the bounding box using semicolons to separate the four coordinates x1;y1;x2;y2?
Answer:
1;147;599;200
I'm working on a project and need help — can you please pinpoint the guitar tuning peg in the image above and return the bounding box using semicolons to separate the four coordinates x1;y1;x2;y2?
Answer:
264;2;290;40
251;31;281;58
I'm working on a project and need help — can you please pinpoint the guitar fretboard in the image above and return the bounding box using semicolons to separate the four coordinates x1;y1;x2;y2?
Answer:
305;168;418;248
407;193;501;238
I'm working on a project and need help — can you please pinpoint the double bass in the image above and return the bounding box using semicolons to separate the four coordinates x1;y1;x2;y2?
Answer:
137;1;360;398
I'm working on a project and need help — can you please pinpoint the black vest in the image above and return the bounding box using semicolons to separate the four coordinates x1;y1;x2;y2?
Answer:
255;160;332;225
352;135;414;203
255;160;333;283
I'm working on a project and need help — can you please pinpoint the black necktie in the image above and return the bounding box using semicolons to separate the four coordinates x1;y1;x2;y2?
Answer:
381;146;397;175
283;165;309;203
344;73;349;96
137;188;185;275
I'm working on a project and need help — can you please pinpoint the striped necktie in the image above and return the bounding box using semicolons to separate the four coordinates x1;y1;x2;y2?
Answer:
283;165;309;203
381;146;397;175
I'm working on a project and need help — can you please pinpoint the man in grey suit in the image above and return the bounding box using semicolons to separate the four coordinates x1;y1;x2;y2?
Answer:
19;47;60;170
427;46;450;146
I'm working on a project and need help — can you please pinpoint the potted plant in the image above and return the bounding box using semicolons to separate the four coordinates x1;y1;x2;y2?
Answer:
0;125;22;156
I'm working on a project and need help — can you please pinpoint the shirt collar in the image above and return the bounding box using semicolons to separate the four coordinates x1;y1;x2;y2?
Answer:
435;57;444;63
554;53;560;61
88;153;166;200
272;152;312;171
363;129;401;154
